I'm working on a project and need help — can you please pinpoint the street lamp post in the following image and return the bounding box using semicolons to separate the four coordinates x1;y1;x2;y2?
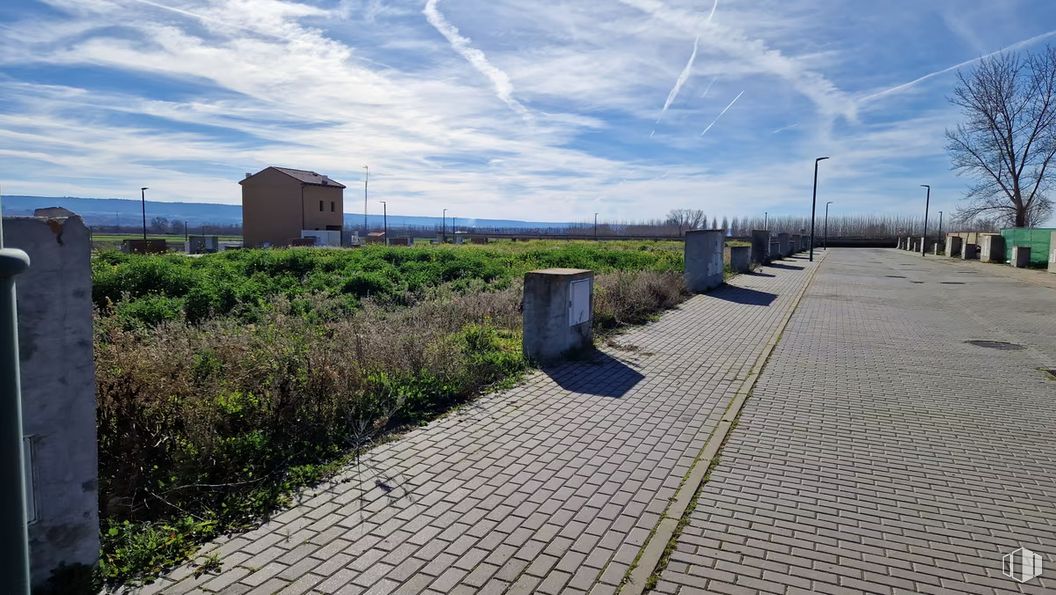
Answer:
594;213;598;241
379;201;388;246
140;187;149;240
442;208;447;243
764;211;767;230
809;157;829;262
920;185;930;257
824;201;833;250
362;166;368;234
938;210;943;241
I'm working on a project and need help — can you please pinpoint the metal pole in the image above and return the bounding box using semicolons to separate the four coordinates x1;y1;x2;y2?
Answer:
140;187;149;240
0;245;31;595
380;201;388;246
920;185;930;256
594;213;598;241
824;201;832;250
809;157;828;262
938;210;943;240
442;208;447;243
764;212;767;230
363;166;368;233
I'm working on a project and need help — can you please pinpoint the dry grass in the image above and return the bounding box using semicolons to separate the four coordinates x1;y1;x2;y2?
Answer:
92;268;690;585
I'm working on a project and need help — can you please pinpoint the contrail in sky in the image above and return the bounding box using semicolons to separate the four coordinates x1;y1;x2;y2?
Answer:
424;0;530;119
655;34;700;126
859;27;1056;103
700;90;744;136
651;0;719;135
700;76;717;98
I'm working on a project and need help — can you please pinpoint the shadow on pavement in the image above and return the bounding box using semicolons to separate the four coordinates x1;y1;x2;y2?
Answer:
709;285;777;306
768;262;804;271
542;349;645;398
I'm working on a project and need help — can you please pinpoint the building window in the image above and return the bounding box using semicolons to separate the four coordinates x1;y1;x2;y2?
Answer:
330;201;335;212
319;200;324;211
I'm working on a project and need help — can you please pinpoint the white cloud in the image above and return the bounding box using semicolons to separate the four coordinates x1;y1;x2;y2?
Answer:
3;0;1054;225
422;0;530;120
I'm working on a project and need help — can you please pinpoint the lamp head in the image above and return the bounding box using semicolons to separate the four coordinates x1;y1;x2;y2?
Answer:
921;184;930;189
141;187;148;191
816;156;830;162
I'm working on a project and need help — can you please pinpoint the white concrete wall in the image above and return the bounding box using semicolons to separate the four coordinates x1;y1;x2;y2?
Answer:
3;216;98;586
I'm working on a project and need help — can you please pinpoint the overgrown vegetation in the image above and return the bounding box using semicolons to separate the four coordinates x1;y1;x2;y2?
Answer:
92;241;683;327
90;241;689;588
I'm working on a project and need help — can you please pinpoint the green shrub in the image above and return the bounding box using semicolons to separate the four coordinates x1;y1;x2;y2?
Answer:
113;295;184;328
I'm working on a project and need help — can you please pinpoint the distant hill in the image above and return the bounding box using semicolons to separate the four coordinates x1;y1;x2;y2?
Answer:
0;195;575;230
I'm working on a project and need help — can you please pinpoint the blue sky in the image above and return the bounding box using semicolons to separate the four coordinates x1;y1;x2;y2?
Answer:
2;0;1056;224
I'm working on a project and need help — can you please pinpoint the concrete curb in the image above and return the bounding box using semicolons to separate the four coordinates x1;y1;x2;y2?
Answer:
618;252;828;595
894;247;1056;290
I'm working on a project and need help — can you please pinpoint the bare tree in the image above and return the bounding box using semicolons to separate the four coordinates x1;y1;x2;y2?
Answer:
150;216;170;233
665;209;705;235
946;46;1056;227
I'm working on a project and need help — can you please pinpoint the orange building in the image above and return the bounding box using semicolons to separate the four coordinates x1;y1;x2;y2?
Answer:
240;166;345;247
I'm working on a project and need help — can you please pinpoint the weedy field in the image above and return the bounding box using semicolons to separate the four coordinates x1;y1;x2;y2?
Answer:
88;240;693;587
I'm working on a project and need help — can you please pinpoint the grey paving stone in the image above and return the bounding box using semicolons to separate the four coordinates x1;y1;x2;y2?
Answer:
657;249;1056;595
149;255;820;592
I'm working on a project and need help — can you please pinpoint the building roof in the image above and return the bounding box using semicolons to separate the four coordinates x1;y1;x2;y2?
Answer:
242;166;346;188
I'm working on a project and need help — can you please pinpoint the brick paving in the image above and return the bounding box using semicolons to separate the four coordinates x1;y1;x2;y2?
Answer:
653;248;1056;594
141;254;818;594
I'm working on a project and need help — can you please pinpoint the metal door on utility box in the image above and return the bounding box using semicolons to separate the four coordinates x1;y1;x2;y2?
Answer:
568;278;591;327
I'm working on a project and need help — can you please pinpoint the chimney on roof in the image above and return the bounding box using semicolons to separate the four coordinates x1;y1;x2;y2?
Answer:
245;172;252;179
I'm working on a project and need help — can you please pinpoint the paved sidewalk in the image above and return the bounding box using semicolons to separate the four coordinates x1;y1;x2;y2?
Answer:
143;256;819;594
654;248;1056;594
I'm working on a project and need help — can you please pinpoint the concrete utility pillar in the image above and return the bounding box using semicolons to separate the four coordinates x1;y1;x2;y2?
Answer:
777;233;791;257
1012;246;1031;268
750;230;770;264
801;235;809;251
790;234;801;253
934;242;942;256
769;241;780;260
980;235;1005;263
962;243;979;260
945;236;963;258
1050;232;1056;273
684;230;725;293
3;216;99;588
522;268;593;362
728;245;751;274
